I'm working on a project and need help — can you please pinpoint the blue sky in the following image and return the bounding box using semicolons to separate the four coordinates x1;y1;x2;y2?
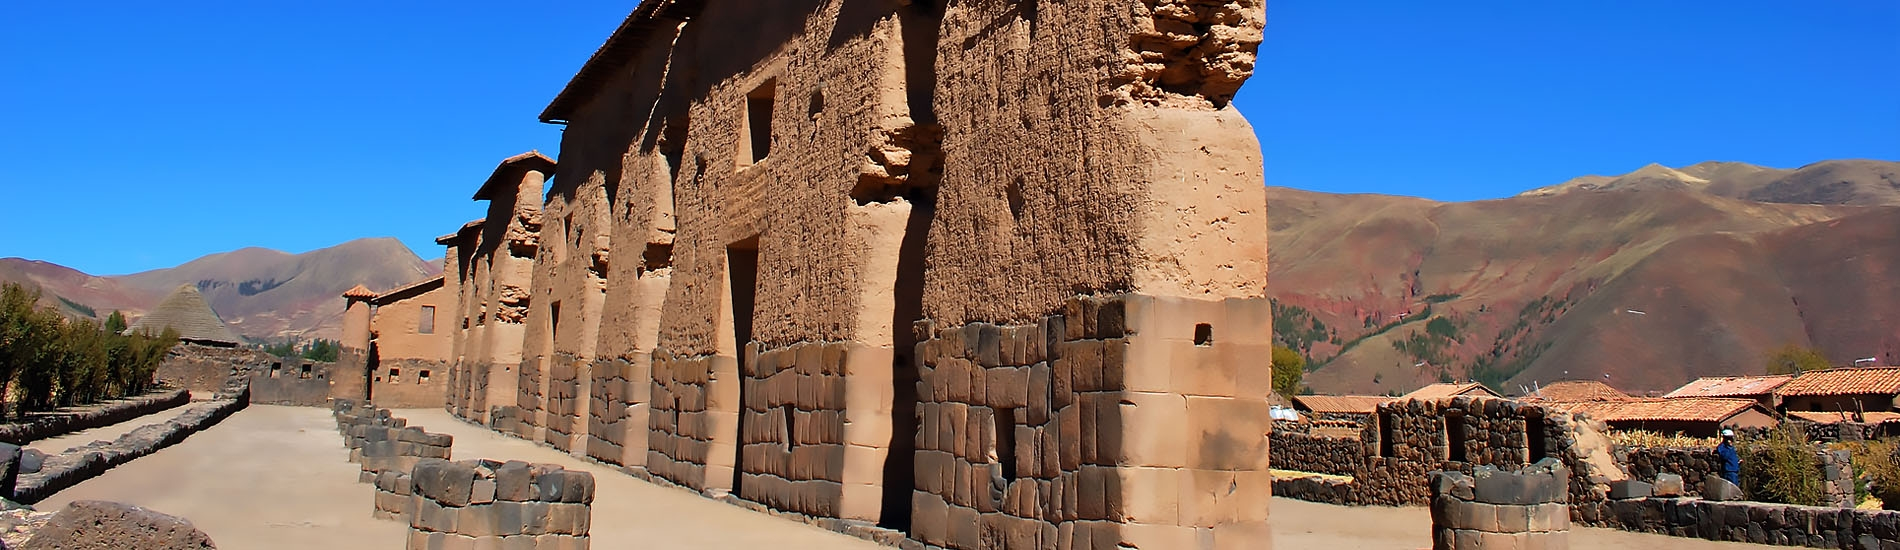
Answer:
1;1;1895;276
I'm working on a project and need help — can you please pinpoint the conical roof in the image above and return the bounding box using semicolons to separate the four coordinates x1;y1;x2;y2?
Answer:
126;284;241;346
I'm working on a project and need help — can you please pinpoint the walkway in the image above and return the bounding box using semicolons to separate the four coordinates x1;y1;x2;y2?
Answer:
27;403;197;454
1271;496;1775;549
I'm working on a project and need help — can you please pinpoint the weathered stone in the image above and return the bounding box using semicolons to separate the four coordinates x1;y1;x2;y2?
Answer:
21;500;216;549
1651;473;1684;497
1704;475;1744;501
1609;480;1653;500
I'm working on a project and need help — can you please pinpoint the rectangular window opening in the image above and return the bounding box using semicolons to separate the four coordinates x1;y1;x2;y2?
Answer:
1378;410;1396;458
1193;323;1214;346
419;369;431;383
741;79;778;166
1446;410;1467;462
419;305;436;334
996;407;1018;478
300;364;312;380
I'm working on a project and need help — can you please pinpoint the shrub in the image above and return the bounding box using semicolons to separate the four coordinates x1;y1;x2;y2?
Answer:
1739;425;1827;506
1839;439;1900;509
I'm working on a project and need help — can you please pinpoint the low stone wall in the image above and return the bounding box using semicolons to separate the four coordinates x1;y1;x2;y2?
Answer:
0;389;190;445
154;344;273;395
1589;496;1900;548
1620;447;1719;498
1271;474;1354;505
331;399;453;523
249;359;342;406
12;388;249;504
1270;430;1360;477
405;458;593;549
1428;460;1571;550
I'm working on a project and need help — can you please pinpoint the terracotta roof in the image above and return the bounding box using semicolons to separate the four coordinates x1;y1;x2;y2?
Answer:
539;0;697;124
1663;375;1792;399
1524;380;1632;402
1789;411;1900;425
125;285;241;346
342;285;378;300
473;151;557;201
1404;382;1502;399
370;276;445;306
1777;367;1900;397
1292;395;1390;415
1547;398;1767;423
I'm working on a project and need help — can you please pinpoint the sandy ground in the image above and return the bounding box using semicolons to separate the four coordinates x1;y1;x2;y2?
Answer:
32;405;1779;550
1271;497;1775;549
27;403;197;454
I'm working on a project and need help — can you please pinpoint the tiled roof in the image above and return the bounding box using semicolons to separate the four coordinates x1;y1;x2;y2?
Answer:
342;285;378;299
370;276;445;306
473;151;557;201
1523;380;1632;402
1404;382;1501;399
1547;398;1765;423
1788;411;1900;425
1292;395;1390;414
1777;367;1900;397
126;285;241;346
1663;375;1792;399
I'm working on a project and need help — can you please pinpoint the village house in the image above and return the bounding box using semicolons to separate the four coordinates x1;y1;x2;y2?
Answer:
1520;379;1631;403
1662;374;1790;409
432;1;1274;549
1403;382;1502;399
339;277;452;409
1775;367;1900;414
1545;397;1777;437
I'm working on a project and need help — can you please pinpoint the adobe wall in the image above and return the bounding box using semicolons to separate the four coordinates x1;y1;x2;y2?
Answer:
370;357;449;409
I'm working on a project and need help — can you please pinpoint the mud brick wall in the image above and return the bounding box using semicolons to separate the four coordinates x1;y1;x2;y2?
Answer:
1428;460;1571;550
248;359;340;406
584;356;643;468
1270;431;1360;477
406;459;593;550
155;344;273;396
1592;497;1900;548
370;358;450;409
910;294;1273;550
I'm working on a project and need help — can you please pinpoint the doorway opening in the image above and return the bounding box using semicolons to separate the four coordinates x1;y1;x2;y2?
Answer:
727;236;760;494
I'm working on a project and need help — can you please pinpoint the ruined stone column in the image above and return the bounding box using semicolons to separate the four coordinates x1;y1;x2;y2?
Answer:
1430;460;1572;550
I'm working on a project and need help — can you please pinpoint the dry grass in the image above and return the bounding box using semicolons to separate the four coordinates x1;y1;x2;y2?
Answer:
1271;469;1353;483
1609;430;1717;449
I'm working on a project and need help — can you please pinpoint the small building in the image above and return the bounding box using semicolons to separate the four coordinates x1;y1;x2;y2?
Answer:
1521;380;1631;403
1775;367;1900;414
1404;382;1503;399
1548;398;1777;437
1293;395;1390;422
340;277;453;408
1662;374;1791;409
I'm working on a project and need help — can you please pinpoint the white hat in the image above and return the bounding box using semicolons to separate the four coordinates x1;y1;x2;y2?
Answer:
1722;429;1735;437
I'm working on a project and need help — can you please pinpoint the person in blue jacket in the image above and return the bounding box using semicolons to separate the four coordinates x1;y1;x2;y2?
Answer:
1716;429;1741;484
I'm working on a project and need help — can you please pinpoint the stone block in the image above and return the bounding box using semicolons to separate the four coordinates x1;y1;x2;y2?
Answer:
1609;480;1653;500
547;503;590;535
495;461;535;501
1704;475;1744;501
1651;473;1684;497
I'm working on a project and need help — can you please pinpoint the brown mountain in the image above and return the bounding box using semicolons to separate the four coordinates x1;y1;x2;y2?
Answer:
1520;159;1900;207
0;238;439;342
1273;160;1900;397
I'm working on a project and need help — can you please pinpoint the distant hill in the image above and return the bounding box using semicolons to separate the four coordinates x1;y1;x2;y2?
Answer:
1272;159;1900;396
1520;159;1900;207
0;238;440;342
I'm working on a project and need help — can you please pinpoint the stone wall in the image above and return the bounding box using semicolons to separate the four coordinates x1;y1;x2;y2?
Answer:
0;389;189;445
1428;460;1571;550
1590;497;1900;548
12;387;249;504
1269;431;1360;478
154;344;273;396
332;400;455;522
248;359;343;406
1617;447;1854;507
405;458;593;549
909;294;1273;550
583;356;642;468
370;357;449;409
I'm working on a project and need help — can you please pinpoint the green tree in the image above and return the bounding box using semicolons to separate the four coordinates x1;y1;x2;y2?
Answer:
302;339;340;362
1766;344;1831;375
1271;345;1306;400
104;310;127;334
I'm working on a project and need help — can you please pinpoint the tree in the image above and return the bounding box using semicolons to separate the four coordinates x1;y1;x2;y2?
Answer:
1766;344;1831;375
1271;345;1306;400
104;310;127;334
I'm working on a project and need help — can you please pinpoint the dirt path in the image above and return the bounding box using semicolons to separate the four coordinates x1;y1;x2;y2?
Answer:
26;403;196;454
34;405;405;549
1271;496;1775;549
